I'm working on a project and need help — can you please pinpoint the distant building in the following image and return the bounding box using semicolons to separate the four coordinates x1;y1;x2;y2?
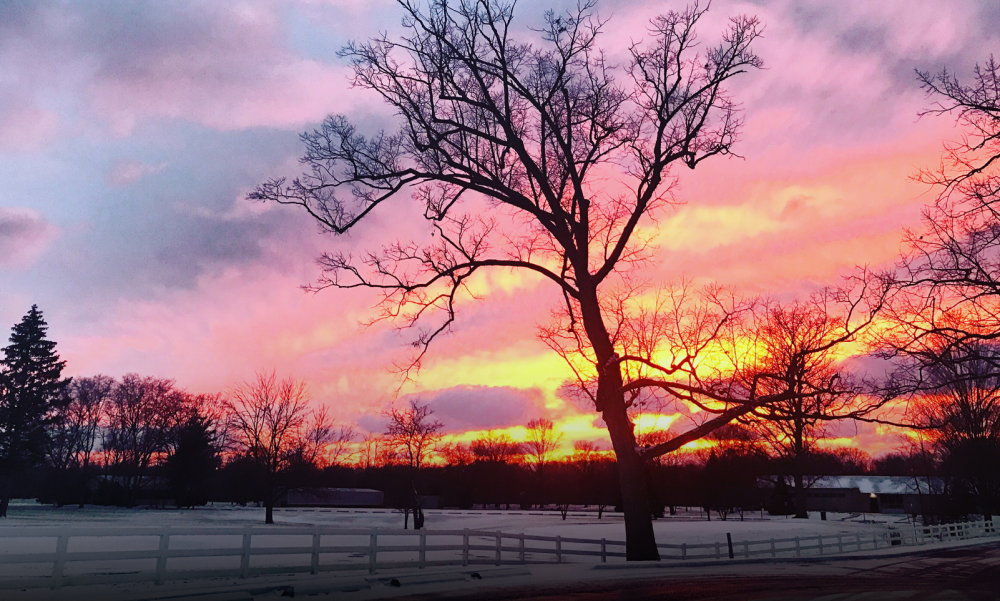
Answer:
759;476;944;515
281;488;384;508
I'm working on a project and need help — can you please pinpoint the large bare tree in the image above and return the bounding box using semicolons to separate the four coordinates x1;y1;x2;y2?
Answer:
878;57;1000;374
252;0;769;559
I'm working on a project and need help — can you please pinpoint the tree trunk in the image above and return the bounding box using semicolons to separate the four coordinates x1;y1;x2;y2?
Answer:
604;402;659;560
579;284;659;561
0;475;11;518
793;473;808;519
265;503;274;524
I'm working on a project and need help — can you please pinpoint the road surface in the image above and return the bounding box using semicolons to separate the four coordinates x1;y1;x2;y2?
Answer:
397;542;1000;601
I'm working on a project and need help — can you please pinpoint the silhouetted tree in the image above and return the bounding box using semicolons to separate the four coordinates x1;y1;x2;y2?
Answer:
102;374;190;505
524;418;561;475
166;412;220;508
877;57;1000;379
0;306;70;517
45;375;113;507
737;299;875;518
910;343;1000;520
225;372;313;524
251;0;765;560
384;400;443;471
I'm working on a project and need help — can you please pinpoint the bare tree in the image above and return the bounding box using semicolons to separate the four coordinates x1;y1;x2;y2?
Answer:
438;441;474;466
301;405;357;467
909;342;1000;520
47;375;114;507
384;399;443;470
734;299;874;519
471;430;523;463
252;0;764;559
225;372;312;524
358;433;400;469
102;374;191;505
524;418;562;472
878;57;1000;373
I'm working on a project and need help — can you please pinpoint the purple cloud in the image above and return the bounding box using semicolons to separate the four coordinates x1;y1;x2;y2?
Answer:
0;208;57;268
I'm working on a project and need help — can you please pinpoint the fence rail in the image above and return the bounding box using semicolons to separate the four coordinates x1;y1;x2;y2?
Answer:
0;519;994;591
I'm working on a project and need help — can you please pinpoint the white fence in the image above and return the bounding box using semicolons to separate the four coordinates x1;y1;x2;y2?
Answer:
0;519;993;591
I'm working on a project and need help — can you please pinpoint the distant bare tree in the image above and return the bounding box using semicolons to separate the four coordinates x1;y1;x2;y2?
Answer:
301;405;357;467
252;0;764;559
102;374;191;504
384;400;443;470
909;342;1000;520
736;298;879;519
524;418;562;472
438;441;474;466
47;375;113;507
471;430;523;464
225;372;312;524
358;433;399;469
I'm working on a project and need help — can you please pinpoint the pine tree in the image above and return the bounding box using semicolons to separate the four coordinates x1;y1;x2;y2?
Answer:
0;305;70;516
166;413;219;508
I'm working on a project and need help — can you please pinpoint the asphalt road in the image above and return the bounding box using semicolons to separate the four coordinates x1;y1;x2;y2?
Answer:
400;543;1000;601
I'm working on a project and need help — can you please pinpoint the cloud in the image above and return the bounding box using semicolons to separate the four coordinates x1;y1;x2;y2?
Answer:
106;159;165;187
0;98;58;152
414;386;548;432
0;207;57;267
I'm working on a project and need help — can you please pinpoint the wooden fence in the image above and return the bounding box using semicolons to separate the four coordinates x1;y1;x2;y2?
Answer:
0;519;993;591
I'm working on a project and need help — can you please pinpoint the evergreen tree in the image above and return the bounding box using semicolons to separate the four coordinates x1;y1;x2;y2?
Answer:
0;305;70;516
165;413;219;508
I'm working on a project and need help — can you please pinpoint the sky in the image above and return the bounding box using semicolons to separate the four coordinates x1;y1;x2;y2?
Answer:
1;0;997;458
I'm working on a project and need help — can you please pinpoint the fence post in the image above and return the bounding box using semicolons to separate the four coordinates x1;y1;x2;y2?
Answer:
556;536;562;563
795;537;801;558
495;532;502;566
601;539;607;563
817;535;824;556
369;528;378;574
419;531;427;569
462;529;469;566
520;535;526;564
743;541;749;559
726;533;734;559
155;526;171;585
240;525;252;579
311;526;321;575
51;532;70;590
770;538;775;558
715;542;721;559
837;534;843;554
681;542;687;560
856;533;862;551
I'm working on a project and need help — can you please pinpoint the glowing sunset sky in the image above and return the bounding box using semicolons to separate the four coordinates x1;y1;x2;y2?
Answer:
1;0;997;456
